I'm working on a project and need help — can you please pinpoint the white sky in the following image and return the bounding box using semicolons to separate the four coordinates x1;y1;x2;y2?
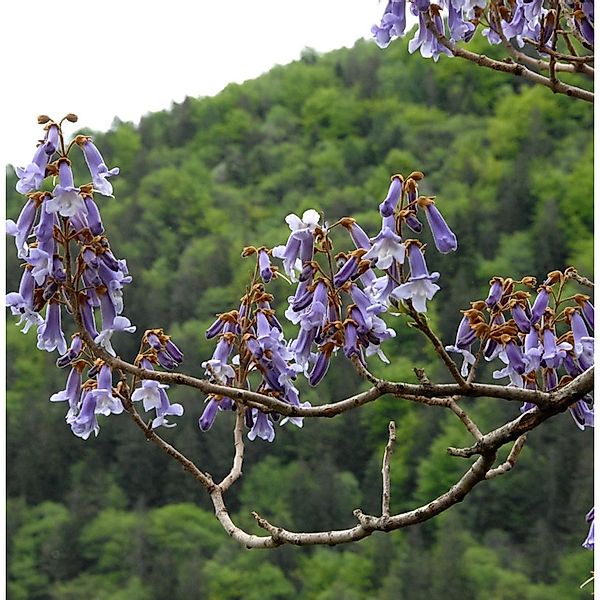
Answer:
2;0;385;168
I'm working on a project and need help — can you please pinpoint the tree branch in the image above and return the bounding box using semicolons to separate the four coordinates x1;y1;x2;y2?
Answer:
424;12;594;103
485;434;528;479
381;421;397;517
218;405;246;492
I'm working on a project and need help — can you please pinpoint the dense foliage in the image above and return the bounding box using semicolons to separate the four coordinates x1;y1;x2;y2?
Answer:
6;33;593;599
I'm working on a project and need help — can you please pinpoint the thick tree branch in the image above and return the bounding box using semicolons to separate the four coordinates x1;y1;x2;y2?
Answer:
446;367;593;458
81;326;593;420
247;452;497;547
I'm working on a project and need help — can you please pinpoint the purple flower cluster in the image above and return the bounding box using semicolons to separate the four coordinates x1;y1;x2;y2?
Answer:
445;272;594;548
200;290;308;441
372;0;593;60
6;116;139;439
447;274;594;402
201;172;457;441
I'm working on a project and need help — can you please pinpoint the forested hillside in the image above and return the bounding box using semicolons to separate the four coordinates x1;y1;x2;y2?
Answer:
6;33;593;599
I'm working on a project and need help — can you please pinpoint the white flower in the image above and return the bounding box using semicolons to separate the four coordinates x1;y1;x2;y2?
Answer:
391;277;440;313
364;227;405;270
285;209;320;233
94;316;136;356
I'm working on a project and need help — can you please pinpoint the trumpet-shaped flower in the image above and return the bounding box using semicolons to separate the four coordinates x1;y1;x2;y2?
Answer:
391;242;440;313
45;159;86;217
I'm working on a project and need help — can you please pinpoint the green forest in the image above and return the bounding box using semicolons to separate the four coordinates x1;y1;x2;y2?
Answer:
5;32;593;599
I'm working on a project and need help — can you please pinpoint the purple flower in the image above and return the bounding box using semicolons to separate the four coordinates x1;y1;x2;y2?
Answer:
202;325;237;383
27;248;53;286
541;328;571;369
56;334;83;368
33;207;58;262
45;159;86;217
37;302;67;355
79;294;99;338
258;249;273;283
510;301;531;333
248;409;275;442
341;218;372;251
6;197;38;258
6;268;43;333
447;1;475;41
523;329;543;372
485;277;503;308
569;310;590;357
199;397;220;431
68;390;100;440
77;136;120;196
290;326;318;369
578;337;594;371
90;364;124;416
372;0;407;48
445;315;477;376
333;254;360;287
50;366;82;411
583;508;594;550
363;221;405;270
82;195;104;235
94;315;136;356
422;202;457;254
569;400;594;430
379;176;403;217
504;339;526;375
15;142;51;194
408;11;453;62
165;339;184;363
131;365;184;429
530;286;550;324
308;348;331;386
206;314;228;339
272;209;320;281
391;242;440;313
578;298;594;331
575;11;594;46
343;319;361;360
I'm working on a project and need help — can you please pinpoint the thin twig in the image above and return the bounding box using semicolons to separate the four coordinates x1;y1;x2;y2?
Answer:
485;434;528;479
565;267;594;289
381;421;397;518
447;397;483;441
407;306;468;388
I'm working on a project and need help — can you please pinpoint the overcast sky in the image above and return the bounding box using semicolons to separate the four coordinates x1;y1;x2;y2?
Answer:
3;0;384;168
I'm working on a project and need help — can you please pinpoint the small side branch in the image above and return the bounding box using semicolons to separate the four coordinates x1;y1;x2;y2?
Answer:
447;398;483;441
407;307;468;388
485;435;528;480
123;390;216;491
382;421;397;517
565;267;594;288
